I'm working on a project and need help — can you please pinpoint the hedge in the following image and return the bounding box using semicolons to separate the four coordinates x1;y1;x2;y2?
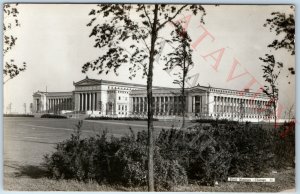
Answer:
41;114;67;119
4;114;34;117
85;116;158;121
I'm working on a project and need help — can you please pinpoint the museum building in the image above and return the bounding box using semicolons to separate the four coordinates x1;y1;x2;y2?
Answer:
32;77;274;121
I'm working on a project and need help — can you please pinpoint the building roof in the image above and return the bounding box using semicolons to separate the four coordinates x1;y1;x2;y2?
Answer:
73;76;175;90
33;91;72;97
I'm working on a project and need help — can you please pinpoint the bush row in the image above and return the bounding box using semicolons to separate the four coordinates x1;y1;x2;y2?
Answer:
41;114;67;119
4;114;34;117
191;118;238;124
85;116;158;121
44;121;295;190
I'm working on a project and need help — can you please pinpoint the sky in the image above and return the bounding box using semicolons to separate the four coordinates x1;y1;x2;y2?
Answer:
3;4;295;117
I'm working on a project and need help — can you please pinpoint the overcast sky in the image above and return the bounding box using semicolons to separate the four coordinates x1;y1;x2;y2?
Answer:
3;4;295;117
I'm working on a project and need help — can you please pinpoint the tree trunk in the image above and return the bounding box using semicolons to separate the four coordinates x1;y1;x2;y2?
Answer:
147;4;158;192
181;41;187;129
273;102;277;128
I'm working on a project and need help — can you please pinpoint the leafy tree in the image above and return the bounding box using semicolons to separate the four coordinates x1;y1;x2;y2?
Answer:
264;10;295;55
3;3;26;84
264;8;295;76
259;54;283;127
82;4;206;191
163;23;194;128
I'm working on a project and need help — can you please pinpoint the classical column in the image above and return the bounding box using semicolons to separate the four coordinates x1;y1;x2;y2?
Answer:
163;97;166;115
52;99;54;111
140;97;142;114
86;93;89;111
79;94;81;111
54;99;56;111
91;93;93;111
80;93;82;111
65;98;67;110
137;97;140;114
158;97;161;115
89;93;92;111
152;97;155;115
172;96;175;115
82;93;84;111
132;97;135;113
84;93;87;111
62;98;65;110
141;97;144;114
82;94;84;111
94;93;96;110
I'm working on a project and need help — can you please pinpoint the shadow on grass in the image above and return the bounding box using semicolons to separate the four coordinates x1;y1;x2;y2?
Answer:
10;164;49;179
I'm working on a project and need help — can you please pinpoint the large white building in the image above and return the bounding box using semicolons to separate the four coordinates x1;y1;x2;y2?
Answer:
33;76;275;121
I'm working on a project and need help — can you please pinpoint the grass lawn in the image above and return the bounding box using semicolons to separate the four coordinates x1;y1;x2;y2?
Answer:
4;166;295;192
3;117;295;192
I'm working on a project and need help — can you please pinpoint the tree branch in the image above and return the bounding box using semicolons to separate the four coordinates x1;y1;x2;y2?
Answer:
142;5;153;29
157;5;188;31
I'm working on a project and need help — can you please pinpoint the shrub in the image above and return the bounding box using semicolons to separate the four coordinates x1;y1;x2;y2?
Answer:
44;120;295;188
156;126;234;185
156;122;295;184
191;118;238;125
41;114;67;119
44;123;187;190
273;121;295;168
4;114;34;117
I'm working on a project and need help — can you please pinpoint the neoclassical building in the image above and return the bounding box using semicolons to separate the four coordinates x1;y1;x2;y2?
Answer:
33;77;274;121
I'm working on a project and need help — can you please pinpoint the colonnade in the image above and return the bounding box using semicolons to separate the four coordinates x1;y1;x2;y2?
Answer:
48;98;72;112
132;96;186;116
78;92;98;111
213;96;271;118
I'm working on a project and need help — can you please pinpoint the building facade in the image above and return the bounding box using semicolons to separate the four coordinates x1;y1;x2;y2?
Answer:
33;77;275;121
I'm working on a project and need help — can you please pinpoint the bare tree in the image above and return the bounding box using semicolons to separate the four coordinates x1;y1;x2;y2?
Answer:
259;54;283;128
82;4;206;191
163;23;194;128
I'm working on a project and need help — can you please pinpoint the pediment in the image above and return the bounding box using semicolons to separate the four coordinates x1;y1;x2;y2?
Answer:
189;85;209;93
74;78;101;87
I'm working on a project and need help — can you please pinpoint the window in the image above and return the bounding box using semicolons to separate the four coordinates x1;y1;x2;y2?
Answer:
119;96;121;100
118;105;120;110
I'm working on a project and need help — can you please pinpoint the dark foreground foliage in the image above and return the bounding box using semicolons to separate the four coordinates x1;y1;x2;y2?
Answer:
41;114;67;119
4;114;34;117
85;116;158;121
44;121;295;190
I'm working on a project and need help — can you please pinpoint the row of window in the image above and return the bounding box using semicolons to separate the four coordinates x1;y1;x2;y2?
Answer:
214;96;268;105
108;90;130;94
132;96;186;103
108;86;137;90
213;114;275;119
118;104;128;111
